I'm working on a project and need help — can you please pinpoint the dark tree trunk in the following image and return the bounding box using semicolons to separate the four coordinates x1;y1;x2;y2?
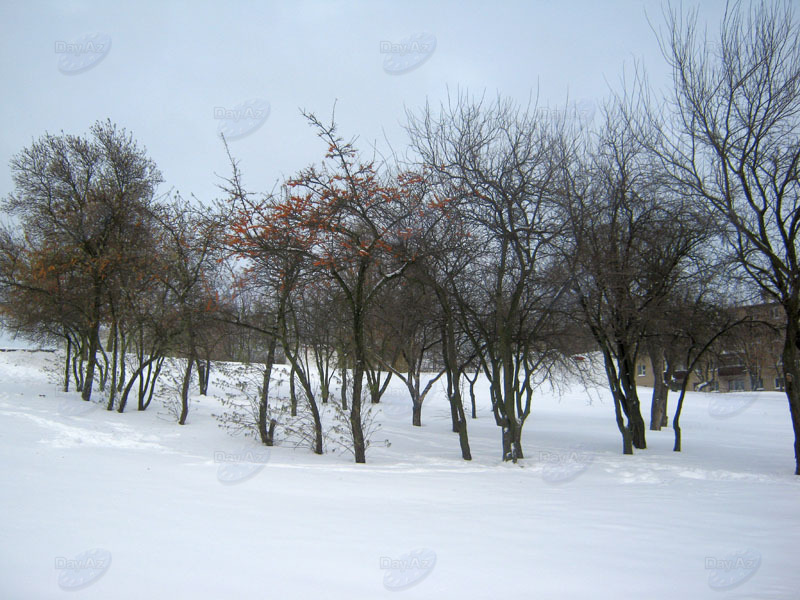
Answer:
106;319;118;411
258;337;277;445
81;281;103;402
196;361;206;395
320;380;329;404
74;339;85;392
98;343;108;392
367;370;392;404
412;397;422;427
203;360;210;394
454;393;472;461
782;302;800;475
118;354;160;413
673;396;685;452
619;349;647;449
350;360;366;463
340;366;348;411
466;366;479;419
661;358;673;428
348;301;368;464
672;376;692;452
309;391;324;455
648;342;668;430
500;417;513;460
142;357;162;410
117;329;126;393
512;424;524;461
289;364;298;417
615;391;634;455
196;358;210;395
600;346;633;454
178;357;194;425
283;341;324;456
81;316;101;402
63;336;72;393
449;393;460;433
441;315;471;460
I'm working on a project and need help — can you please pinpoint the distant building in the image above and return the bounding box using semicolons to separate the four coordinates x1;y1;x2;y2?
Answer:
636;302;786;393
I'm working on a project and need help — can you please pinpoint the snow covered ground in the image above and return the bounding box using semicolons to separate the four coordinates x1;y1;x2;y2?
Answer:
1;349;798;599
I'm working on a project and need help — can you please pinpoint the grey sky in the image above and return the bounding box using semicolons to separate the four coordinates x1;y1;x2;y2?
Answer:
0;0;727;206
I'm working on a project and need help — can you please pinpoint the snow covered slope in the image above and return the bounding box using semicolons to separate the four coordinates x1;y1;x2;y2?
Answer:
1;351;798;599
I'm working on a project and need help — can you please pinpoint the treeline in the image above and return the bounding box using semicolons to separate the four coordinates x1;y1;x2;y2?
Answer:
1;2;798;472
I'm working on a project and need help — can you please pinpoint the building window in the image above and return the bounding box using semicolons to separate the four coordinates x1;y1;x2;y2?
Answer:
637;364;646;377
729;379;745;391
775;377;784;390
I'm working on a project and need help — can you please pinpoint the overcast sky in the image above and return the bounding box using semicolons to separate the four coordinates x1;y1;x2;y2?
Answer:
0;0;729;207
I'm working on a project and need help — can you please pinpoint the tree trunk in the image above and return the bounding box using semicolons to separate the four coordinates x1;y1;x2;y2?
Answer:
106;320;118;411
258;338;277;445
118;354;160;413
782;303;800;475
309;391;324;455
178;357;194;425
512;423;524;461
468;367;479;419
661;358;672;428
74;339;85;392
289;364;298;417
648;342;668;430
81;315;101;402
412;396;422;427
673;390;688;452
600;346;633;454
672;372;693;453
441;317;471;460
117;329;126;393
63;335;72;393
320;380;329;404
196;360;207;395
340;366;348;411
98;343;108;392
501;417;513;460
615;391;634;455
195;357;210;395
619;350;647;449
142;357;163;410
455;400;472;461
367;369;393;404
449;392;460;433
350;360;366;463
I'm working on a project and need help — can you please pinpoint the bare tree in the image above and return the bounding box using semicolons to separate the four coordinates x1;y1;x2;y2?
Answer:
407;92;572;462
665;288;746;452
373;269;445;427
152;196;224;424
565;102;707;454
655;0;800;473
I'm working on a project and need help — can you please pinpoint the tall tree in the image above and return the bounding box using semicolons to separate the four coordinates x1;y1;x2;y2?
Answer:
565;103;706;454
3;120;162;402
656;0;800;473
153;196;224;424
408;93;576;461
225;112;423;463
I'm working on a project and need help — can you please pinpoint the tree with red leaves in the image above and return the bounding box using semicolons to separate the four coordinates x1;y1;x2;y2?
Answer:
224;111;425;463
